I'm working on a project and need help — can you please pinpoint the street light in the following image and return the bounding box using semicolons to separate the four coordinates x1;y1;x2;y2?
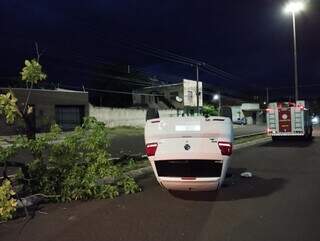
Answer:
284;1;305;14
283;1;306;102
213;94;220;101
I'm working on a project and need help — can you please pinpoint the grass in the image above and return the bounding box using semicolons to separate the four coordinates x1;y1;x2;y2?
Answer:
106;126;144;137
0;126;144;146
119;158;149;172
235;133;268;145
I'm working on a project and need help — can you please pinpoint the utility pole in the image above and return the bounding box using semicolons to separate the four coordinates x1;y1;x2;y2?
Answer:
284;1;305;102
266;87;269;104
127;64;131;74
218;92;222;116
196;64;200;115
292;12;299;102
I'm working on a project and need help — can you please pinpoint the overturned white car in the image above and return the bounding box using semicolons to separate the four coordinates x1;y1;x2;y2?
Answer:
145;116;234;191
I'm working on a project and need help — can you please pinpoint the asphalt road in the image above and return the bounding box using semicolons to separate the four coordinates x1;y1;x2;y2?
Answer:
108;124;266;157
2;135;320;241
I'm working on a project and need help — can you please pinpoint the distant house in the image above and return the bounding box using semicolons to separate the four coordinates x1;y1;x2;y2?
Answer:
0;88;89;135
229;103;261;125
132;79;203;115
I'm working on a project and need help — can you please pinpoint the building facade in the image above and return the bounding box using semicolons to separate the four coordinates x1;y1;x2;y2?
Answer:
0;88;89;135
132;79;203;114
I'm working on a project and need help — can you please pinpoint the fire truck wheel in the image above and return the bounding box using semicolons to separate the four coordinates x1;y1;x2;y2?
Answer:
306;127;313;140
302;127;312;141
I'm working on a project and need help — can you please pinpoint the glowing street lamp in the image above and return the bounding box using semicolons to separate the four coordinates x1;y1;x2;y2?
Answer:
284;1;305;14
213;94;220;101
283;1;306;102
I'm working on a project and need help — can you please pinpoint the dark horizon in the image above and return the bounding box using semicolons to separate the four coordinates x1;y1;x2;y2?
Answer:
1;0;320;99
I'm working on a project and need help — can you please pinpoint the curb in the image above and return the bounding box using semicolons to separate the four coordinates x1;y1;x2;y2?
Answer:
234;137;271;150
126;166;153;180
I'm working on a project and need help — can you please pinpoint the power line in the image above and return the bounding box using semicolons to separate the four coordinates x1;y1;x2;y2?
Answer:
268;83;320;90
67;16;242;82
59;84;164;97
45;56;153;87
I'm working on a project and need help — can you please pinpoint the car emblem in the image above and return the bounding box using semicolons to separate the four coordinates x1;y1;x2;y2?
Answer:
184;144;191;150
282;114;288;120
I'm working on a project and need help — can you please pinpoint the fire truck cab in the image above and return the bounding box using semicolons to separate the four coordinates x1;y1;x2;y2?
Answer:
267;100;313;141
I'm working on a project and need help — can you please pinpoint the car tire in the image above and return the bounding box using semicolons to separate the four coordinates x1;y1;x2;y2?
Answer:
146;108;159;121
304;126;313;141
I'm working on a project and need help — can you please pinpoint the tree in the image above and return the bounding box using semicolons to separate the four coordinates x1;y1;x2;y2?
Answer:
0;43;47;139
202;104;219;117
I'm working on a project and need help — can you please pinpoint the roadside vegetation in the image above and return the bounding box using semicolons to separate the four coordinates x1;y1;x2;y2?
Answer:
202;104;219;117
107;126;144;137
0;56;140;222
0;180;17;222
235;133;268;144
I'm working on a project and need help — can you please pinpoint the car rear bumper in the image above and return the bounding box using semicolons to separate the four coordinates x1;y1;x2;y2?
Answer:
159;177;220;191
268;133;304;136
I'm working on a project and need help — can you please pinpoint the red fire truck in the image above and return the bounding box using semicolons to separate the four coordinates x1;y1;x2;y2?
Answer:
266;101;313;141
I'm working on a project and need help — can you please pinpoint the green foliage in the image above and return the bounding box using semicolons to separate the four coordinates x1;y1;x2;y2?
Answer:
122;176;141;194
0;180;17;222
0;91;20;124
0;59;46;127
20;59;47;84
202;104;218;117
127;159;136;169
14;117;141;202
0;136;27;166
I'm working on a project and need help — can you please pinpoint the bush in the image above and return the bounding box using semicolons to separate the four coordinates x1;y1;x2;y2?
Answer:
202;104;218;117
16;117;141;202
0;180;17;222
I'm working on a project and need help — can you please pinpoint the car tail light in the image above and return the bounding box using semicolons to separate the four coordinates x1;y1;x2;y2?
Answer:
145;143;158;156
218;141;232;156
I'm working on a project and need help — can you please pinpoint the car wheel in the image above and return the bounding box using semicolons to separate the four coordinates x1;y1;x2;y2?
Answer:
146;108;159;121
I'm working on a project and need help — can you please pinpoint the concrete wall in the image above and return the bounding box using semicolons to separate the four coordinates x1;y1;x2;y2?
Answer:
230;106;244;122
89;105;177;127
183;79;203;107
241;103;260;111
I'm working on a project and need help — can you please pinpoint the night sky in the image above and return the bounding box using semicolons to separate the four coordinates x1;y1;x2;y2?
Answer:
1;0;319;98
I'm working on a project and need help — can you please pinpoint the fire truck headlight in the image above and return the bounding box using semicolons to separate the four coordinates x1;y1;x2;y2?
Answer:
312;116;319;125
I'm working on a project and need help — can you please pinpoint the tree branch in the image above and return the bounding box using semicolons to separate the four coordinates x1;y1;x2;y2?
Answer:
23;42;41;114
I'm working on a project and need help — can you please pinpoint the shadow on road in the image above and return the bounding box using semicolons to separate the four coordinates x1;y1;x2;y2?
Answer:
260;137;314;148
168;168;286;202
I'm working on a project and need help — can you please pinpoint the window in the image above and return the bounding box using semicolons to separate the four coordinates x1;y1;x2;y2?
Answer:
55;105;84;131
170;91;179;101
187;91;193;102
141;95;146;104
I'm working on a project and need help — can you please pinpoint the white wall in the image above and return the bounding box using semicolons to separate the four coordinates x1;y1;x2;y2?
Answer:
183;79;203;107
241;103;260;111
89;105;177;127
230;106;243;122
